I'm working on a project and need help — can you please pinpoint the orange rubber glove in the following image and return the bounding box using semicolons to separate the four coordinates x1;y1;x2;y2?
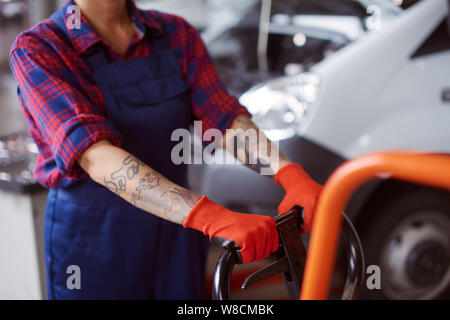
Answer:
183;196;279;264
274;163;323;233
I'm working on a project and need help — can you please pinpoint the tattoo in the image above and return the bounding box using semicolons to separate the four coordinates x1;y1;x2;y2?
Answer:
103;156;142;195
161;194;180;216
167;188;198;208
101;154;199;225
130;171;161;205
228;115;290;176
161;187;200;217
232;133;274;175
123;156;141;180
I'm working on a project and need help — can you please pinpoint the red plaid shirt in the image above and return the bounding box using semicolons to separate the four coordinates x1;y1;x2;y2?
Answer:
10;0;249;189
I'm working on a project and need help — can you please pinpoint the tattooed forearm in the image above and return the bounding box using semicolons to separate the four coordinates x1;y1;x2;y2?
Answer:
172;188;200;208
123;155;141;180
160;187;201;220
130;171;161;205
232;134;273;175
226;115;291;176
102;154;201;224
103;155;142;195
162;187;199;209
79;141;201;226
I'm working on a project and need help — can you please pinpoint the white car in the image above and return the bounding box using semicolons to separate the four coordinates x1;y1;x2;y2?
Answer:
192;0;450;300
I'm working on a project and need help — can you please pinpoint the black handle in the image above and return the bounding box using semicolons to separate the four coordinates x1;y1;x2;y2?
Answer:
210;207;302;301
211;212;365;300
211;237;241;300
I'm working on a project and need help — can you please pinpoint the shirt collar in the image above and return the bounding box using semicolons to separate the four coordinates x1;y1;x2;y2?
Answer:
59;0;163;55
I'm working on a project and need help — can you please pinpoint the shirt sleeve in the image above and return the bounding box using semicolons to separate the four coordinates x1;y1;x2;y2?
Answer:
10;39;123;180
179;19;251;134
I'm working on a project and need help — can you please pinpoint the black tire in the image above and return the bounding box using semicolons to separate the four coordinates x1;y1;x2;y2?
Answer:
356;183;450;300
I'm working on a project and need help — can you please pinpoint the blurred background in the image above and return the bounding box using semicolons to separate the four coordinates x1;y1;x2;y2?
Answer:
0;0;449;300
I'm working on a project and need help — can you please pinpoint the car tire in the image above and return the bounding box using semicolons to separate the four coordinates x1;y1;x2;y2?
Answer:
356;184;450;300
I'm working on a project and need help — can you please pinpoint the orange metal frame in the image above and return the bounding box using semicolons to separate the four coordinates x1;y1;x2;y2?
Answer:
300;152;450;300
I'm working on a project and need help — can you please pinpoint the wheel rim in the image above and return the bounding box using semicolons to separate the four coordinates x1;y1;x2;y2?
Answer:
380;210;450;300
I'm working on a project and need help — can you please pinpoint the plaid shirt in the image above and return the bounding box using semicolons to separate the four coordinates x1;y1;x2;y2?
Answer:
9;0;249;189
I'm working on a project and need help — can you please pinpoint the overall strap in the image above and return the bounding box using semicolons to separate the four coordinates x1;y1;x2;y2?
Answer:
51;6;171;71
144;13;170;51
81;44;110;71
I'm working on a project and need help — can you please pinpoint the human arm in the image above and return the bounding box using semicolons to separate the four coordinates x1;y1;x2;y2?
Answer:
224;114;323;233
176;16;323;233
78;139;200;224
10;34;278;263
78;140;278;263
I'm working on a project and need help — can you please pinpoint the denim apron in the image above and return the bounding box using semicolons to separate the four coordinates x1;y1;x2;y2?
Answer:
44;10;209;299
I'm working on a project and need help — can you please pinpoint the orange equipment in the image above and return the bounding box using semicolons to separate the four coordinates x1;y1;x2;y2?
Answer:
301;152;450;300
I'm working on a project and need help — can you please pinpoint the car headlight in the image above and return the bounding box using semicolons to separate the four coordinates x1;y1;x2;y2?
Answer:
239;73;320;141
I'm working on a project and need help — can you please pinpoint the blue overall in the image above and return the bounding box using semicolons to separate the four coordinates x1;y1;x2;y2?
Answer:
44;10;209;299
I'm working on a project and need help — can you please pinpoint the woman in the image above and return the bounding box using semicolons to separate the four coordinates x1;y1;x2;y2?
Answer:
10;0;322;299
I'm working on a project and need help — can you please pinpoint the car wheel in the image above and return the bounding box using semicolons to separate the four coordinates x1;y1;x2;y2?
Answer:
357;185;450;300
